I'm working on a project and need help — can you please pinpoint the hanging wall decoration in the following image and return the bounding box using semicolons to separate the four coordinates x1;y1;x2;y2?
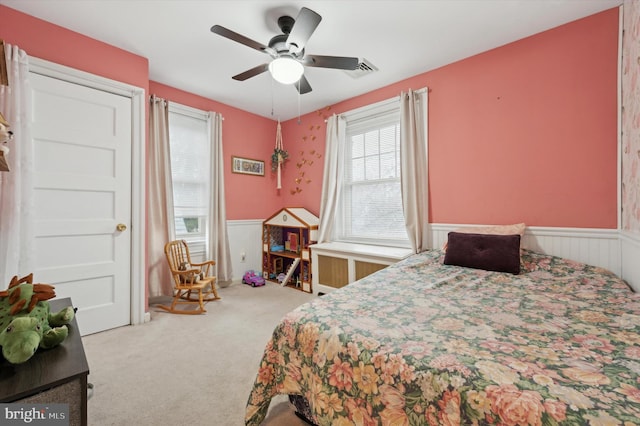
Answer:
272;120;288;189
289;106;330;195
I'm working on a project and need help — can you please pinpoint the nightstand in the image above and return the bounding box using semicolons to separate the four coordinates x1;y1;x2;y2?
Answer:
0;298;89;426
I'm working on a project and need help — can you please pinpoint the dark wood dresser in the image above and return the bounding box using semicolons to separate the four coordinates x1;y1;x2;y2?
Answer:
0;298;89;426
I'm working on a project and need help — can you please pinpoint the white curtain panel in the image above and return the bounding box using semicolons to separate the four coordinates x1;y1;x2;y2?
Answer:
0;44;34;286
208;112;233;286
147;95;175;297
317;114;346;244
400;89;430;253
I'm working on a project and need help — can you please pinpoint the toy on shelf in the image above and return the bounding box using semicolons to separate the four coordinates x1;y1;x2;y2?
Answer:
279;258;300;287
272;258;283;276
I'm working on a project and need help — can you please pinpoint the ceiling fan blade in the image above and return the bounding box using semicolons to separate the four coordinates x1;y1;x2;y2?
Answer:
295;75;312;94
211;25;275;55
286;7;322;55
303;55;359;70
232;64;269;81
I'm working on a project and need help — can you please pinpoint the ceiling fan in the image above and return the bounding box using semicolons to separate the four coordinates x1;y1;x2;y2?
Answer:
210;7;359;94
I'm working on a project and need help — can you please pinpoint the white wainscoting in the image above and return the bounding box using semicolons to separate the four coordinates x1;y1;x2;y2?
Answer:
226;220;638;291
430;224;621;276
620;231;640;292
227;220;263;284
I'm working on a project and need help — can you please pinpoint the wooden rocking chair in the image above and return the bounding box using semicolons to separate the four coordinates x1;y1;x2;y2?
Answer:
158;240;220;314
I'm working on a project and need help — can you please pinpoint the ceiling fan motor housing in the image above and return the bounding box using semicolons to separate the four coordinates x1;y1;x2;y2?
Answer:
269;34;289;54
211;7;359;94
272;16;303;55
277;15;295;34
269;33;304;57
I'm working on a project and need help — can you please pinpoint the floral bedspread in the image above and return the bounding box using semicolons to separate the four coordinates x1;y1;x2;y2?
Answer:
245;250;640;425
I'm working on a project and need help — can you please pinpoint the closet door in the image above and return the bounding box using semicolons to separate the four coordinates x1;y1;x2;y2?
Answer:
30;72;132;335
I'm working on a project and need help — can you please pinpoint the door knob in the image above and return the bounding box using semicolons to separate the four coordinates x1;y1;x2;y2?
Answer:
116;223;127;232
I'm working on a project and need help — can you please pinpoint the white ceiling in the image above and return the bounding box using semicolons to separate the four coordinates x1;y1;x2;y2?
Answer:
1;0;621;121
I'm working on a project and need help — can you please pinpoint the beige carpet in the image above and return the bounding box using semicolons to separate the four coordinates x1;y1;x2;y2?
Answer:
82;281;315;425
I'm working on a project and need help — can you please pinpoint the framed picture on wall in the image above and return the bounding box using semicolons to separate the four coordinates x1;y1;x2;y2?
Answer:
232;156;265;176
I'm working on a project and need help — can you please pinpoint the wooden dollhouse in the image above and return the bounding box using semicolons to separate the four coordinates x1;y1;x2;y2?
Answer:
262;208;319;293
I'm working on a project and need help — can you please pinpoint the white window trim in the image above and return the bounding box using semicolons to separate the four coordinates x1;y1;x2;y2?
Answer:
168;101;210;121
338;96;409;248
168;102;211;261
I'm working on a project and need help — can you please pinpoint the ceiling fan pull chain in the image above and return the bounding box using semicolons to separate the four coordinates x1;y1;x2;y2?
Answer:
297;83;301;124
271;76;275;117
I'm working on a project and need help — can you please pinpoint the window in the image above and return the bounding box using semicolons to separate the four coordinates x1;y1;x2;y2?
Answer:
336;100;409;247
168;103;210;261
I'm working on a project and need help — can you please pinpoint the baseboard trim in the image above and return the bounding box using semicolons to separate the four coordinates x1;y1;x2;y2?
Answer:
222;221;638;295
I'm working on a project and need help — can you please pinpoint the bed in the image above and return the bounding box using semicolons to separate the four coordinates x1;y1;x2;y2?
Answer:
245;241;640;425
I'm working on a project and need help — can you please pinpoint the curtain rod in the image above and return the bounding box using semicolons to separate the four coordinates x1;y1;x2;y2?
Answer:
149;94;224;120
323;87;428;122
149;94;166;104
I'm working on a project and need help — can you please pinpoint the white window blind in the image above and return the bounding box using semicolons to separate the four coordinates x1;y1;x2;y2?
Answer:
337;98;409;247
168;103;210;259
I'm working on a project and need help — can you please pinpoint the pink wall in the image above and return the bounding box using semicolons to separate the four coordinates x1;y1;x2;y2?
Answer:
148;81;283;219
0;4;620;230
0;4;287;221
275;111;329;217
281;8;619;229
0;5;148;93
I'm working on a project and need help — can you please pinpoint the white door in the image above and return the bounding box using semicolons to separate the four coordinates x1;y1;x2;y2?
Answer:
30;72;132;336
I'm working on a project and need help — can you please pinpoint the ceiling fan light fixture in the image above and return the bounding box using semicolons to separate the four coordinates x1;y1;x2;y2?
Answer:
269;57;304;85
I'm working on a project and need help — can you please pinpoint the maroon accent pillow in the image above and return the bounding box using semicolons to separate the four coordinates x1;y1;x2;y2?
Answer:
443;232;521;274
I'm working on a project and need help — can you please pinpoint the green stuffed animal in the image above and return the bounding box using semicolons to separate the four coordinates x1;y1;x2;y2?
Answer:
0;274;75;364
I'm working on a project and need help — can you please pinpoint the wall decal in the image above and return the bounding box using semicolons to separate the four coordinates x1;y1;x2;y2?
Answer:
290;106;331;195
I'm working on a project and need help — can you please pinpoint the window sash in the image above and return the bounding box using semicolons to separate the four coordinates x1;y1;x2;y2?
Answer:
168;103;210;259
337;99;409;247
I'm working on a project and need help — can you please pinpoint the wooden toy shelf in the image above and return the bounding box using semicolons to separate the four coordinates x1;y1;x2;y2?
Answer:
262;208;319;293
